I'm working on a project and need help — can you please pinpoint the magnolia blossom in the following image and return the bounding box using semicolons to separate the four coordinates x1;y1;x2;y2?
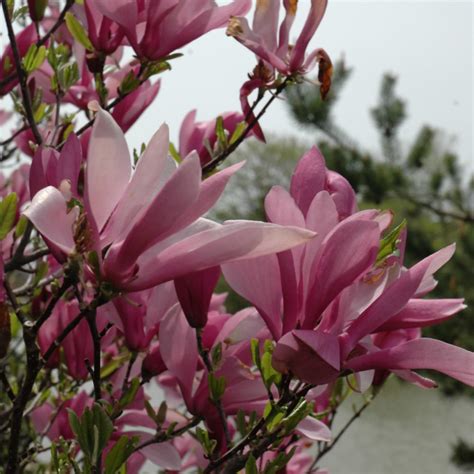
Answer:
93;0;251;61
227;0;329;77
24;109;314;292
223;147;474;388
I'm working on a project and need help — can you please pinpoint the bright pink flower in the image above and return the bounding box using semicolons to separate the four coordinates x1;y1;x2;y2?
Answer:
94;0;252;61
223;146;474;388
24;109;315;291
84;0;126;54
179;110;256;166
227;0;329;77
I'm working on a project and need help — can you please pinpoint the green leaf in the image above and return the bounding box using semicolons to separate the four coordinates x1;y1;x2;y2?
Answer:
119;377;141;409
0;193;17;240
15;215;28;238
229;121;247;145
215;116;227;148
119;70;140;95
65;12;93;51
23;44;47;74
250;338;261;370
282;400;314;433
169;142;182;163
211;342;223;368
208;373;226;402
105;435;138;474
156;401;167;426
377;219;406;264
245;453;258;474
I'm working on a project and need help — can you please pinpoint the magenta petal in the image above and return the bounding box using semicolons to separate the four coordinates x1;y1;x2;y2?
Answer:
343;245;457;356
376;298;466;332
85;109;131;231
290;146;327;216
296;417;331;442
23;186;78;255
346;338;474;387
303;219;380;328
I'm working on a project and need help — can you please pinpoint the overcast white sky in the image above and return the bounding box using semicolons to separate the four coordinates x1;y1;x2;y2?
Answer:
126;0;473;170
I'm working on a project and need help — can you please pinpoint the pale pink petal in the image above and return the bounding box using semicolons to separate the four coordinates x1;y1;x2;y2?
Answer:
101;124;170;244
130;221;315;291
85;109;131;231
296;417;331;442
140;442;181;470
23;186;78;255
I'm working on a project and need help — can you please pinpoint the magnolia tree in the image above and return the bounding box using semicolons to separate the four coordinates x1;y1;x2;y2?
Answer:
0;1;472;473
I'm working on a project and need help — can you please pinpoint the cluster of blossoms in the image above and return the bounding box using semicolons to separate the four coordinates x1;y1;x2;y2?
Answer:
0;1;472;473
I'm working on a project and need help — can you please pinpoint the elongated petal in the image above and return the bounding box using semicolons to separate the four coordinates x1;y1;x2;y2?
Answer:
376;298;466;332
23;186;77;255
223;255;283;339
343;245;457;356
253;0;280;51
303;219;380;329
346;338;474;387
129;221;315;291
101;124;170;245
289;146;327;216
85;109;131;231
289;0;328;71
297;417;331;442
140;442;181;470
159;307;197;405
106;153;201;274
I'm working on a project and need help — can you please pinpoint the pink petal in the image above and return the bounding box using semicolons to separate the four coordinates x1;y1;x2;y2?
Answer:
140;442;181;471
346;338;474;387
101;124;170;245
303;219;380;329
289;146;327;217
296;417;331;442
376;298;466;332
23;186;78;255
222;254;283;339
85;109;131;231
130;221;315;291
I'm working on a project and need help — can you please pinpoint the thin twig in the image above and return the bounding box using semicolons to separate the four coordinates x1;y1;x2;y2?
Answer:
1;0;43;144
202;78;291;175
196;328;231;448
0;0;75;91
86;309;102;401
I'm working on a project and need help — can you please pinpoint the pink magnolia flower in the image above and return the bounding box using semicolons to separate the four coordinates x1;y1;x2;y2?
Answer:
223;147;474;388
94;0;252;61
179;110;256;166
227;0;330;77
24;109;314;292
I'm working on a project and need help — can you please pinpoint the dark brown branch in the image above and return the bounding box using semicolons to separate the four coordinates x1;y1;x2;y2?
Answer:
5;248;50;273
1;0;43;144
86;309;102;401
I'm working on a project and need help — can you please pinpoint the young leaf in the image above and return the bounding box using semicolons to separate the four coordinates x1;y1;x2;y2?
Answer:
0;193;17;240
65;12;93;51
245;453;258;474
